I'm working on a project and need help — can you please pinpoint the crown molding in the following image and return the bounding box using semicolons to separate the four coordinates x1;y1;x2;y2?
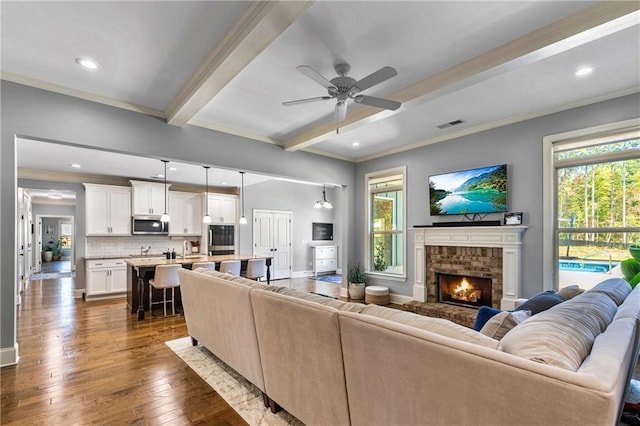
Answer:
354;87;640;163
0;71;165;118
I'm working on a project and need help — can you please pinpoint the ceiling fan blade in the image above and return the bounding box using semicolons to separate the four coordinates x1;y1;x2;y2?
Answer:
354;66;398;91
282;96;332;106
336;101;347;122
297;65;335;89
354;95;401;111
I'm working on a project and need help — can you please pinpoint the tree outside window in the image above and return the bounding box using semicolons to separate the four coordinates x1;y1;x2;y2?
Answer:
367;169;405;277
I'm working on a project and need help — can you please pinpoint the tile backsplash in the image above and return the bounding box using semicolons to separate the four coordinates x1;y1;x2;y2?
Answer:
86;236;201;257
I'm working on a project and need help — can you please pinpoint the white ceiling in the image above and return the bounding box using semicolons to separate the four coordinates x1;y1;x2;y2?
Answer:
2;1;639;174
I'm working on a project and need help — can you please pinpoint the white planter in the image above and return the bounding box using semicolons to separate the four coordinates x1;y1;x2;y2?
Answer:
349;282;365;300
43;251;53;262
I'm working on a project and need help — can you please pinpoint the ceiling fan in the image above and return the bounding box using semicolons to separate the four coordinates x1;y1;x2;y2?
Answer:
282;60;401;133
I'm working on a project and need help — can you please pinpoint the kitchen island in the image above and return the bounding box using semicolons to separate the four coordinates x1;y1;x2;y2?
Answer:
126;254;272;320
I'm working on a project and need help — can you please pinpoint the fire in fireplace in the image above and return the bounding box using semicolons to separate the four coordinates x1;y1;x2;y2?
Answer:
437;273;492;308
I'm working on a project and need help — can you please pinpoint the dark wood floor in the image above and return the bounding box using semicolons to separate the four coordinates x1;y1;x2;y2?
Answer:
1;276;247;425
1;273;356;424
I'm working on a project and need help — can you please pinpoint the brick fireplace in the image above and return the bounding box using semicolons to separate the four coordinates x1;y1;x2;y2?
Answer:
412;226;527;310
427;246;503;308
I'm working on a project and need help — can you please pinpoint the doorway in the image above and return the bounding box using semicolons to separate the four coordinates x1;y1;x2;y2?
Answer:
35;215;74;274
253;209;292;280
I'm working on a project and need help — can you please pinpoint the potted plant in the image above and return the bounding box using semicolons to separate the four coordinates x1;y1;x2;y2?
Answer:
47;238;62;261
43;244;54;262
348;263;366;300
630;244;640;262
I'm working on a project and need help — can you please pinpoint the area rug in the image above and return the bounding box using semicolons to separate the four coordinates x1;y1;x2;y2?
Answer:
165;337;302;426
28;271;75;281
312;274;341;284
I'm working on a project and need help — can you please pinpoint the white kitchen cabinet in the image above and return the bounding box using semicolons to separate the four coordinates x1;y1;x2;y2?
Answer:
86;259;127;298
84;184;131;236
207;194;237;224
130;180;169;216
168;191;202;236
311;245;338;277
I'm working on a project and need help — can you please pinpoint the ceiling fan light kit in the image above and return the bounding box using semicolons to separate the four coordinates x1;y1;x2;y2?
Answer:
283;60;401;133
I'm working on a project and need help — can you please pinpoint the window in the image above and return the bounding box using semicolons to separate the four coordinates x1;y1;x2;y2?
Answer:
548;125;640;289
366;167;406;278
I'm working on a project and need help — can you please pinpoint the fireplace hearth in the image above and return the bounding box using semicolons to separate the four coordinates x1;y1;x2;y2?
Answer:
437;273;492;309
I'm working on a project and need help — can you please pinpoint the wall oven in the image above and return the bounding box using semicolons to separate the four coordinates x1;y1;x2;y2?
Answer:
132;217;169;235
208;224;235;254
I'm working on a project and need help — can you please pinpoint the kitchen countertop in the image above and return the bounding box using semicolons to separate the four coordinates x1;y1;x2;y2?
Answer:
124;254;272;268
84;255;145;260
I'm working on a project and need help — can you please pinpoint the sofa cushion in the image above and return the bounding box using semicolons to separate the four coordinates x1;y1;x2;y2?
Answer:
480;310;531;340
514;290;563;314
274;287;346;310
500;291;617;370
361;305;500;349
586;278;631;306
473;306;502;331
557;285;585;301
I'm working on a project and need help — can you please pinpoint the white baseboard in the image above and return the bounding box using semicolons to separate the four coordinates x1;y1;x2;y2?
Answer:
84;292;126;301
292;270;343;279
74;289;85;299
390;293;413;305
0;343;20;367
291;270;315;279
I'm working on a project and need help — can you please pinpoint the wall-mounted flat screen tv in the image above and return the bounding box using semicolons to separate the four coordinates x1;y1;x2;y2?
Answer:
429;164;507;215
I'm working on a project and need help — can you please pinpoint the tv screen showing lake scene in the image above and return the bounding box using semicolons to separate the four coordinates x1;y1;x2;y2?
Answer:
429;164;507;215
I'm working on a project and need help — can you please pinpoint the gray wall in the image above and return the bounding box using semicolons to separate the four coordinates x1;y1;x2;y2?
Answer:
356;92;640;298
1;81;356;360
240;180;337;273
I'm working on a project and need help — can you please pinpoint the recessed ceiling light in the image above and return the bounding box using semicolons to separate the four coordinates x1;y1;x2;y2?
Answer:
75;57;100;71
352;141;360;147
220;182;227;186
575;66;593;77
69;163;81;168
152;174;164;179
169;167;177;171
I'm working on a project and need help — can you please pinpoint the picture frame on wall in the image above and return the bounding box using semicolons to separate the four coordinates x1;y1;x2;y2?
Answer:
312;222;333;241
504;212;523;225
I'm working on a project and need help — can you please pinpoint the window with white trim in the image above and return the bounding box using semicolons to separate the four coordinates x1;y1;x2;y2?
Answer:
366;167;406;278
553;129;639;288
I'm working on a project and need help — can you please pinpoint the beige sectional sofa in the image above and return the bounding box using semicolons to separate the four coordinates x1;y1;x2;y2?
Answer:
178;268;640;426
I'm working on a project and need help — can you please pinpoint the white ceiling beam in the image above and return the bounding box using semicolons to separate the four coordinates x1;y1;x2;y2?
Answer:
166;1;313;127
284;1;640;152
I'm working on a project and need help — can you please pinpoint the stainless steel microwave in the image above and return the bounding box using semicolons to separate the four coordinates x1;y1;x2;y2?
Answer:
132;216;169;235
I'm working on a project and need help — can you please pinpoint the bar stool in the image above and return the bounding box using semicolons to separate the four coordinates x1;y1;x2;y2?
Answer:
245;258;266;281
149;264;181;317
220;260;241;276
192;262;216;270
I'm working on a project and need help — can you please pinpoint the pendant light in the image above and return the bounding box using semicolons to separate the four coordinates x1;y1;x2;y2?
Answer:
314;184;332;209
239;171;247;225
202;166;212;224
160;160;170;223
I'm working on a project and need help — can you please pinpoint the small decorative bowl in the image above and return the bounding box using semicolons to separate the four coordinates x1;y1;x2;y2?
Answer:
630;245;640;261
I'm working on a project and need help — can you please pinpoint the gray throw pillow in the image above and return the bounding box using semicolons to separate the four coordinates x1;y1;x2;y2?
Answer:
515;291;563;315
557;285;585;301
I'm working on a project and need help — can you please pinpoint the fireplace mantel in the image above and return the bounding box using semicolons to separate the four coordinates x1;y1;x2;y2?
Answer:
413;226;527;309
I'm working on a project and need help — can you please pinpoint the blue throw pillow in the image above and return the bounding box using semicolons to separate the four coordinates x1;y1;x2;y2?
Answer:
473;306;502;331
514;290;563;315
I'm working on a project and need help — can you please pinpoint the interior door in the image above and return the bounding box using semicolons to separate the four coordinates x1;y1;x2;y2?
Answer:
253;210;292;280
271;212;291;280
